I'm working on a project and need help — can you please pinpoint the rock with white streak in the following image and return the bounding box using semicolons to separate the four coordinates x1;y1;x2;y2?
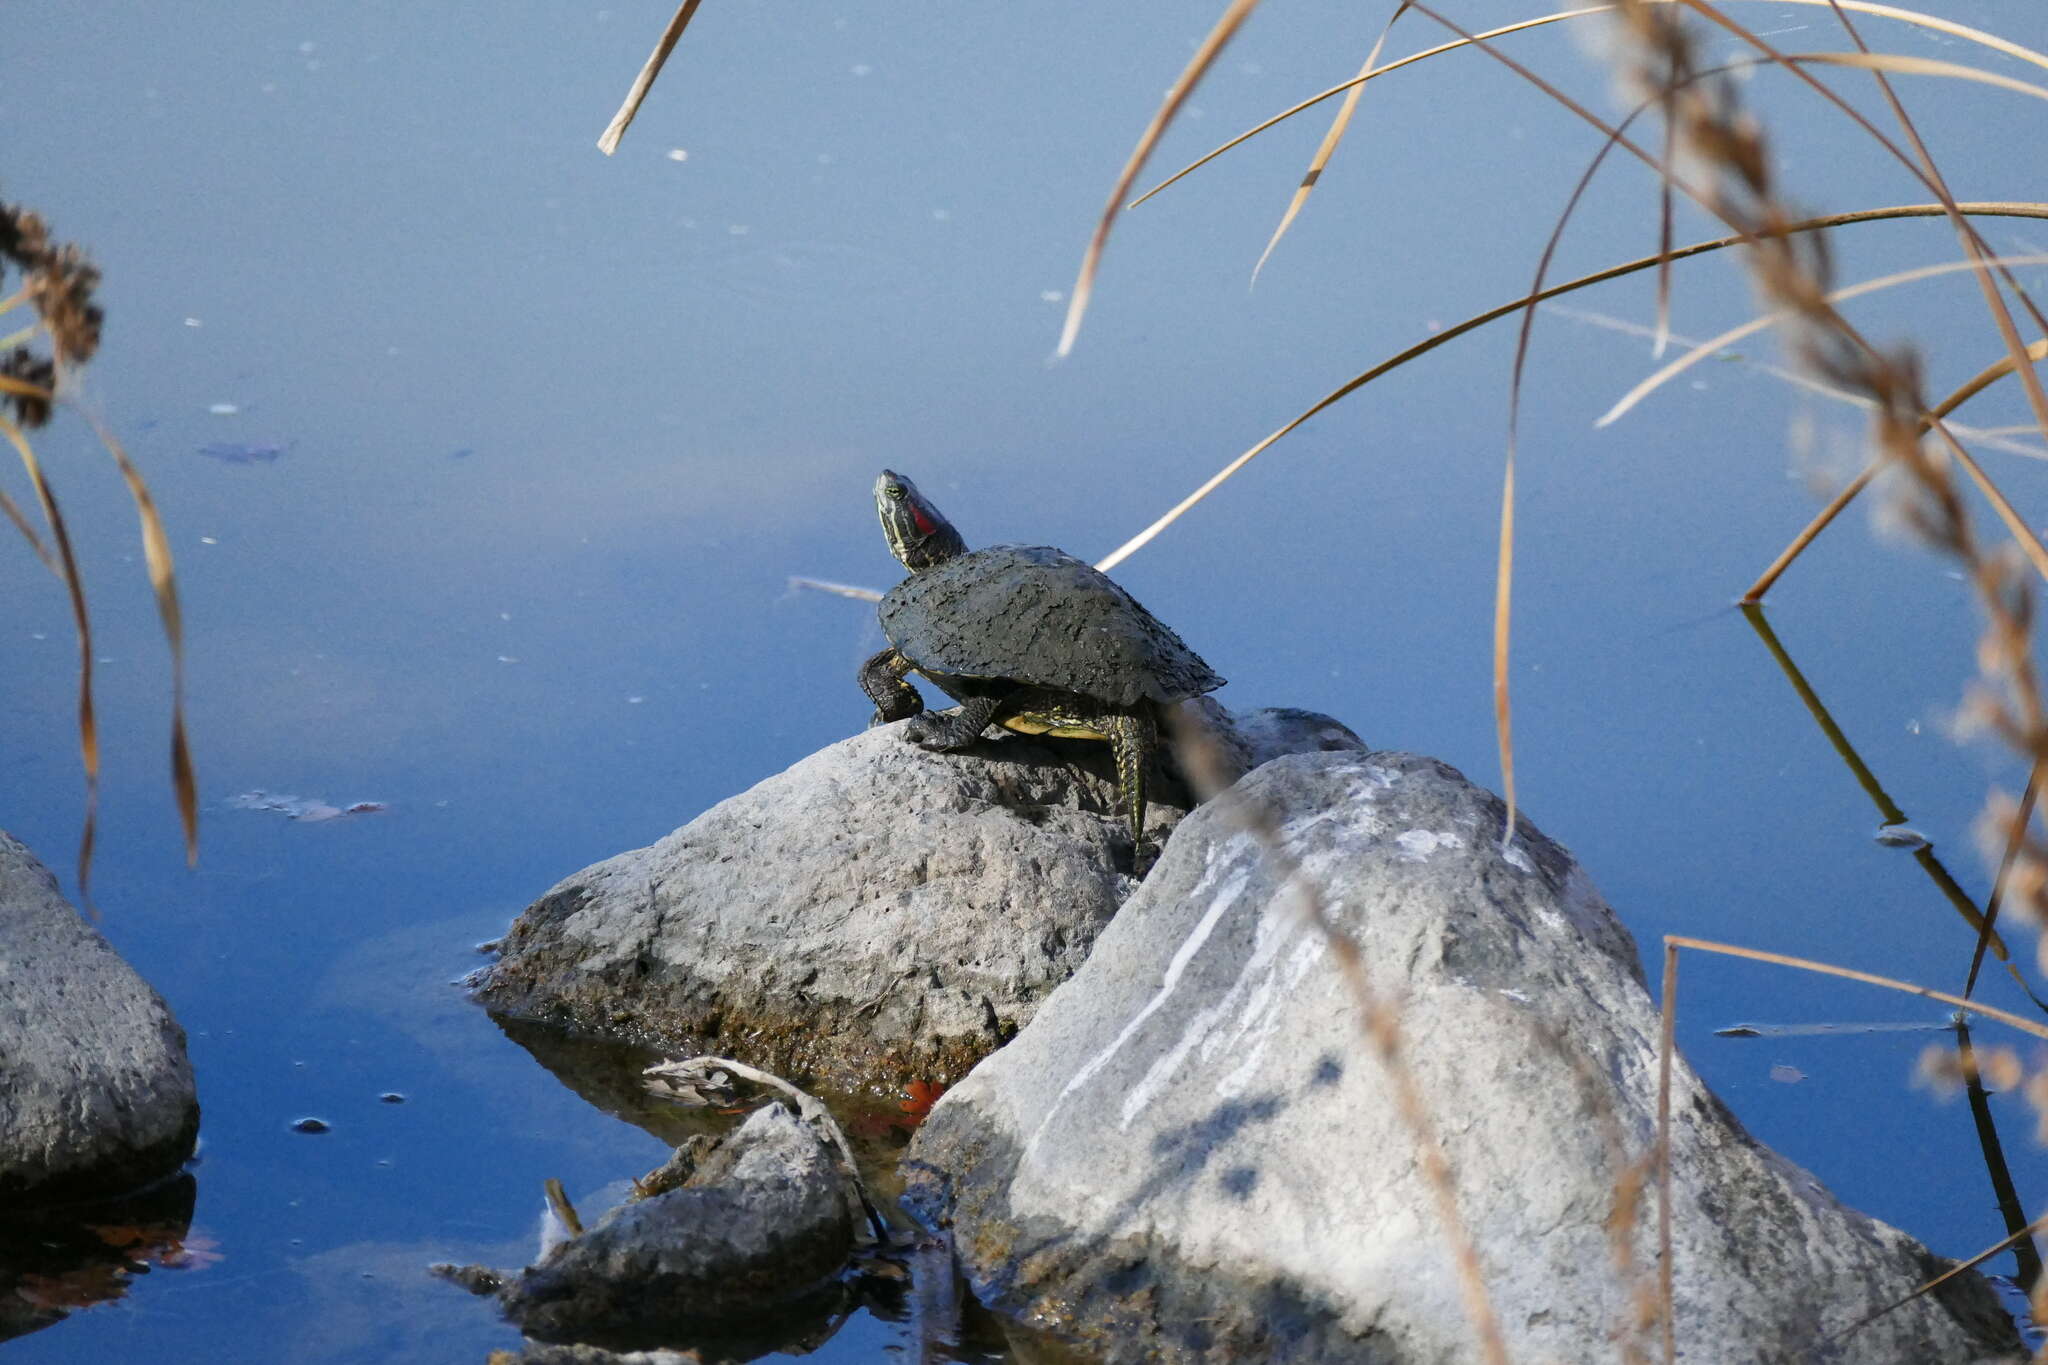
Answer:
902;751;2020;1364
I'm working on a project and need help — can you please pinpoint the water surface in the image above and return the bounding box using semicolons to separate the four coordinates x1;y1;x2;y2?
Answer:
5;2;2048;1359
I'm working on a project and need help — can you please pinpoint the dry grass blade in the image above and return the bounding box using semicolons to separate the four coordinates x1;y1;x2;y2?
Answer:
1815;0;2048;493
1789;50;2048;105
542;1177;585;1237
1097;203;2048;573
1673;2;2048;453
81;409;197;865
1806;0;2048;70
787;575;882;603
1743;336;2048;603
1931;431;2048;588
1130;8;1607;210
0;481;53;568
1651;115;1678;359
1537;314;2041;455
1666;935;2048;1041
1418;0;2048;620
0;371;49;400
1600;253;2048;429
3;416;98;904
1492;463;1517;850
1494;81;1659;852
1128;0;2044;212
1966;756;2044;998
0;378;58;564
1249;5;1408;287
1054;0;1261;359
596;0;705;156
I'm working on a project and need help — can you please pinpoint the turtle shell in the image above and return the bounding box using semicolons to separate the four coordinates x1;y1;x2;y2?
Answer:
879;544;1224;708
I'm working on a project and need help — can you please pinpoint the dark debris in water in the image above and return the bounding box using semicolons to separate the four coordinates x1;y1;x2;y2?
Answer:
228;791;387;822
195;441;291;465
290;1117;331;1135
1715;1019;1953;1039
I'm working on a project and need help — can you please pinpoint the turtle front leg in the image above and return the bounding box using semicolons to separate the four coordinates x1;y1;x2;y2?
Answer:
904;694;1003;750
860;649;924;727
1104;707;1159;872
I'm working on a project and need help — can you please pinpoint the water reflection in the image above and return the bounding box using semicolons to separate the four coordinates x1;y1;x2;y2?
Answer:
0;1176;202;1345
460;1018;1084;1361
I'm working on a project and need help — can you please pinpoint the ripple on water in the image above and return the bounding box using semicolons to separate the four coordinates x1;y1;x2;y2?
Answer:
707;240;925;306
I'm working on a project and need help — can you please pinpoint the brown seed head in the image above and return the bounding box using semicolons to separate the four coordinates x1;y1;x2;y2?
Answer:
0;346;55;428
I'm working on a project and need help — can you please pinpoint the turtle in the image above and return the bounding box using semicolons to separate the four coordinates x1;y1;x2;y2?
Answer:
858;469;1224;867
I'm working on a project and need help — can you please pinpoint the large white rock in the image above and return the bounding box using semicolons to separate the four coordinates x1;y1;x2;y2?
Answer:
904;751;2019;1363
0;831;198;1202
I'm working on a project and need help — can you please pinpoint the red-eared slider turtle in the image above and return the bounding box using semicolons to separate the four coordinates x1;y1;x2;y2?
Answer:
859;469;1224;868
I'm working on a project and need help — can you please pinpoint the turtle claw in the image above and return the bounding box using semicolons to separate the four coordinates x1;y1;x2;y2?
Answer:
903;698;1002;751
901;714;959;750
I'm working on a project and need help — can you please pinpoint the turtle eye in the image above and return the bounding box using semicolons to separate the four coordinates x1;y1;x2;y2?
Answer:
886;485;905;500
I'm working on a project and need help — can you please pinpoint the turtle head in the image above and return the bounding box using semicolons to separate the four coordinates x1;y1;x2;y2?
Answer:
875;469;967;572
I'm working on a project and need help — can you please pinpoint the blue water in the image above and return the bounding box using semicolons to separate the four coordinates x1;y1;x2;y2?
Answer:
6;2;2048;1359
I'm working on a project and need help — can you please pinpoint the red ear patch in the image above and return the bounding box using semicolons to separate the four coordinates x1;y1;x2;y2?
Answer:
911;505;937;536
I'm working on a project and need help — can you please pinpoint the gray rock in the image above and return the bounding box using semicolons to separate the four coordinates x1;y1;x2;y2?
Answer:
0;831;198;1203
1177;697;1366;779
903;751;2019;1364
486;1346;702;1365
491;1103;858;1349
472;707;1359;1090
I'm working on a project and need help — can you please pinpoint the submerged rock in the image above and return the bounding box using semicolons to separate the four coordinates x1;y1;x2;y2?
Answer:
471;706;1362;1090
472;1103;860;1353
0;831;199;1204
486;1347;703;1365
902;751;2020;1364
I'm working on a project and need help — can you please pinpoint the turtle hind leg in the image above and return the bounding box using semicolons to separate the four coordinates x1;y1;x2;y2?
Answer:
1105;707;1160;873
904;694;1003;750
860;649;924;726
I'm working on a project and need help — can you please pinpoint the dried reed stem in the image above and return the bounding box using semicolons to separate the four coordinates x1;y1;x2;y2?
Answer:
597;0;705;156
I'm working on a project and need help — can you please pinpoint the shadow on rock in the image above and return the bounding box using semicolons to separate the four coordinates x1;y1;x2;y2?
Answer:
487;1014;728;1149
